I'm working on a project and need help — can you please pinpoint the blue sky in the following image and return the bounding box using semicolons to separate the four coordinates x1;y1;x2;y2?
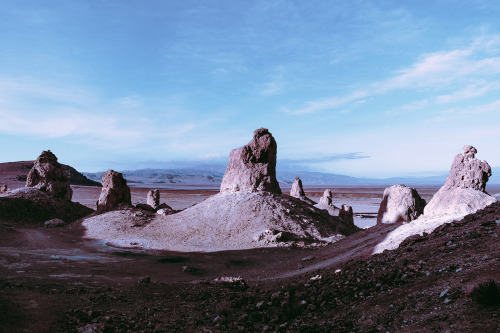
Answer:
0;0;499;177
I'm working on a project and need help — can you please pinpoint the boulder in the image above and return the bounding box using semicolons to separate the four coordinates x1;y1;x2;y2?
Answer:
319;189;332;206
96;170;132;213
377;184;426;224
220;128;281;194
25;150;72;200
290;177;306;197
0;185;7;194
147;189;160;208
424;145;496;217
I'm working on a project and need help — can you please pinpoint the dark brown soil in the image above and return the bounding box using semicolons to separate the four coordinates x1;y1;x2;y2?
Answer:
1;197;499;332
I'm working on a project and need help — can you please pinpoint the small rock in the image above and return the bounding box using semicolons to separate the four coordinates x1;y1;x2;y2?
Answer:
440;289;448;298
44;218;65;228
139;276;151;284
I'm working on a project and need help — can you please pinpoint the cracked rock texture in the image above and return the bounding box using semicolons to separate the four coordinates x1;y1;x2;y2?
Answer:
377;184;426;224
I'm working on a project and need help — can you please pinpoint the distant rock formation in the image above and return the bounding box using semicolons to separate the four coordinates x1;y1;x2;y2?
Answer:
147;189;160;208
319;189;332;206
377;184;426;224
96;170;132;213
339;204;354;226
290;177;306;197
136;189;173;213
220;128;281;194
0;185;7;194
25;150;73;200
424;145;496;217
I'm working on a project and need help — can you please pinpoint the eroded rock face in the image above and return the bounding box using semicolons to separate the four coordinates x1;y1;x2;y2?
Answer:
442;145;491;192
147;189;160;209
0;185;7;194
290;177;306;197
424;146;496;217
319;189;332;206
339;205;354;226
220;128;281;194
96;170;131;213
377;184;426;224
25;150;73;200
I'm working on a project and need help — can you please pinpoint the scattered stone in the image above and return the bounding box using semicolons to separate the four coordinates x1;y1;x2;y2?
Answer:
44;218;65;228
301;256;315;262
440;289;448;298
0;184;7;194
220;128;281;194
424;146;496;217
290;177;306;197
147;189;160;209
26;150;73;200
377;184;426;224
212;276;248;290
96;170;132;213
319;189;332;206
156;207;174;215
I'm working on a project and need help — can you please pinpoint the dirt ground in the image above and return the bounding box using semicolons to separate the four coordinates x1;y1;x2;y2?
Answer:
1;184;499;332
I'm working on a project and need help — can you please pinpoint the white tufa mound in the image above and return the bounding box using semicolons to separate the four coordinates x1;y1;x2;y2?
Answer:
82;191;356;252
374;145;496;254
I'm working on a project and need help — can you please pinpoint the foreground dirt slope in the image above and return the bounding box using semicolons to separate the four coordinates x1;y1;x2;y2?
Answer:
1;203;499;332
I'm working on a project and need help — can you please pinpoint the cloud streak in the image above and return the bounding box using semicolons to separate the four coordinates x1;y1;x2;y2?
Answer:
285;35;500;115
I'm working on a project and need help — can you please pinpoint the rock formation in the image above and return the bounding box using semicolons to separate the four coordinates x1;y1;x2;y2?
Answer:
147;189;160;208
339;204;354;226
319;189;332;206
290;177;306;197
220;128;281;194
25;150;73;200
0;185;7;194
424;145;496;217
377;184;426;224
441;145;491;192
96;170;132;213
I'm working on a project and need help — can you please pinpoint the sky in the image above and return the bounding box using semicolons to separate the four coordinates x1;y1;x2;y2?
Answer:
0;0;499;178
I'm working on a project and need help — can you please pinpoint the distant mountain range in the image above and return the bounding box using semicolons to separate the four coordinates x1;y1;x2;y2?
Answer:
82;167;500;187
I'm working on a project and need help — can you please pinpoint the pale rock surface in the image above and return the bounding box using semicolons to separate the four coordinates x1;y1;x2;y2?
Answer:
96;170;132;213
83;191;358;252
147;189;160;209
376;184;426;224
220;128;281;194
25;150;72;200
424;145;496;217
290;177;306;197
374;145;496;254
319;189;332;206
0;185;7;194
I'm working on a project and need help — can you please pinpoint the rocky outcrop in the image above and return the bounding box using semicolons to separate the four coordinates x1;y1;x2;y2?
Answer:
377;184;426;224
25;150;73;200
441;145;491;192
424;145;496;217
290;177;306;197
0;187;93;225
339;204;354;226
319;189;332;206
147;189;160;208
96;170;132;213
0;185;7;194
220;128;281;194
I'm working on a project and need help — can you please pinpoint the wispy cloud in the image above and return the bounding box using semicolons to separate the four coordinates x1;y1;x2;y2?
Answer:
285;34;500;115
281;152;370;164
